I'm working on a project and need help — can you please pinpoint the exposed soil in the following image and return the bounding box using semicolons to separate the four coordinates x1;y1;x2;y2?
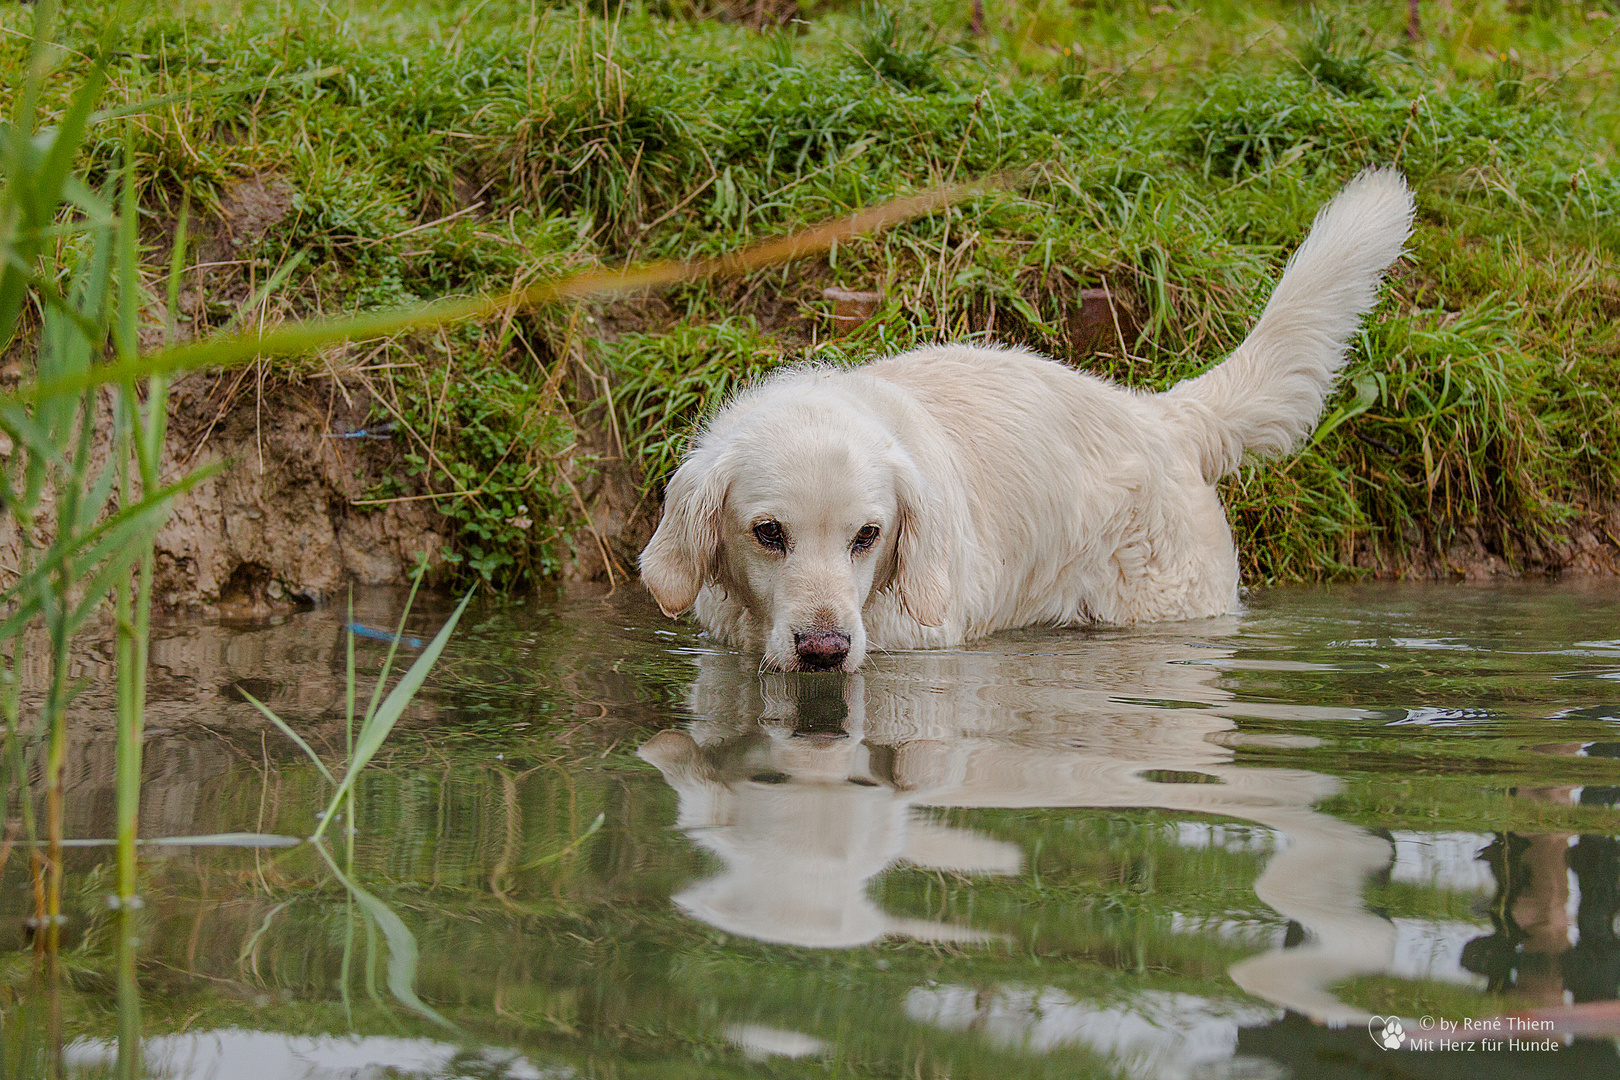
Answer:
1346;500;1620;582
145;356;664;611
153;372;451;611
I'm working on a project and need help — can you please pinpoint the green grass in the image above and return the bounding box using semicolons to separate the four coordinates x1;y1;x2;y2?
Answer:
5;0;1619;587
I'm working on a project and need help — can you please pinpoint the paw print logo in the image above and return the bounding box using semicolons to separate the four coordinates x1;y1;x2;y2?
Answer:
1368;1016;1406;1050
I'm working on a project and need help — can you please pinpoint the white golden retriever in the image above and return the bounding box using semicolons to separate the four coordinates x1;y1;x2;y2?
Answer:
641;170;1415;671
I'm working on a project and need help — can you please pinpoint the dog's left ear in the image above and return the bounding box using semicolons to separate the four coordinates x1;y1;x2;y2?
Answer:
640;450;728;617
888;456;952;628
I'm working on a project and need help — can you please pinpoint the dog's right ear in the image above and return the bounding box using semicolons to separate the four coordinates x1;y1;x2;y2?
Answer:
640;452;728;617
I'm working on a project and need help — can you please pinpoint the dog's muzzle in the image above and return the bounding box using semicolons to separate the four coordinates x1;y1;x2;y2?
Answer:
793;629;850;670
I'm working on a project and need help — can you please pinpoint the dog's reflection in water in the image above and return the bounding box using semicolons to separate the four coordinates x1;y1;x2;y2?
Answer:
641;670;1020;949
640;627;1394;1026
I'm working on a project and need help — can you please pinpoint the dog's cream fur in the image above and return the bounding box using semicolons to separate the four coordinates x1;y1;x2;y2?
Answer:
641;170;1415;670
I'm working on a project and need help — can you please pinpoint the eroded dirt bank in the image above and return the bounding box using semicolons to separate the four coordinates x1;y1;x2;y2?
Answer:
159;370;649;610
0;368;651;614
152;373;453;609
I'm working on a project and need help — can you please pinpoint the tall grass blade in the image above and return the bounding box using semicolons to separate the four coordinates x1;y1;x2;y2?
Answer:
356;571;424;742
111;130;144;902
114;908;140;1080
1311;371;1382;446
1;175;1013;409
34;50;111;230
0;463;223;641
218;250;307;338
237;900;290;975
516;813;605;871
343;593;358;869
112;133;138;364
340;894;356;1027
50;833;304;847
345;591;356;761
0;0;114;351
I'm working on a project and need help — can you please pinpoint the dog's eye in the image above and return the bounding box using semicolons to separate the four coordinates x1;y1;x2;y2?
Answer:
752;521;787;550
852;524;881;552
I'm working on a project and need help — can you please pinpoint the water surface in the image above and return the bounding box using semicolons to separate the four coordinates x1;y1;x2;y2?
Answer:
5;581;1619;1078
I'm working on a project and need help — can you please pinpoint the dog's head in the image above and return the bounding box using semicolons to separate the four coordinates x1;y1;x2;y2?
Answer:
639;382;950;672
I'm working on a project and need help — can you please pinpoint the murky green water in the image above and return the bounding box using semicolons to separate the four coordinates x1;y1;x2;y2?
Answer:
5;581;1620;1078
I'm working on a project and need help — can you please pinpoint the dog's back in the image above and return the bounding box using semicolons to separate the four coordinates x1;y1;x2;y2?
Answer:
863;344;1228;628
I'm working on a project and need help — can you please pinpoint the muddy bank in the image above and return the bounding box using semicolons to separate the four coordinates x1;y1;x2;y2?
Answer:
0;368;650;614
153;373;448;608
149;367;649;611
1345;506;1620;581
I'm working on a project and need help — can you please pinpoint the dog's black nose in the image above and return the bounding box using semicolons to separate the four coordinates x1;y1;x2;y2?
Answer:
793;629;850;670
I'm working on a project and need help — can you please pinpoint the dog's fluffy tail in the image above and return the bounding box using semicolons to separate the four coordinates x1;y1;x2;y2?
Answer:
1163;168;1414;481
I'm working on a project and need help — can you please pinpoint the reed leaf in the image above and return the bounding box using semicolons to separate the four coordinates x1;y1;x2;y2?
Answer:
0;0;115;349
310;590;473;843
50;834;304;848
0;463;224;643
515;813;605;871
0;175;1008;411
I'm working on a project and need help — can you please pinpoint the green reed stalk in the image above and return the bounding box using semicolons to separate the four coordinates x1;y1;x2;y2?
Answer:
114;908;141;1080
110;131;178;904
309;594;473;845
39;384;97;957
344;590;357;868
111;132;139;905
